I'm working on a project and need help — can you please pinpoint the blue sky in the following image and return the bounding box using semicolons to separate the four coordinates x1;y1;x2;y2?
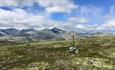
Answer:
0;0;115;30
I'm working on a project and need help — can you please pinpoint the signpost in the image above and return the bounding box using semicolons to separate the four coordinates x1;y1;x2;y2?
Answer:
69;33;79;54
72;34;75;47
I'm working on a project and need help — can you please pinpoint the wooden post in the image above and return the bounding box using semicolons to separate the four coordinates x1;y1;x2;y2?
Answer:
72;34;75;47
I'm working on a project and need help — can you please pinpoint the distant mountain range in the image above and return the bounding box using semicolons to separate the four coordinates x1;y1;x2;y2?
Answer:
0;27;115;42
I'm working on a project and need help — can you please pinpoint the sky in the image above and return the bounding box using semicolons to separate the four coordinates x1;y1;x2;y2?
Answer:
0;0;115;31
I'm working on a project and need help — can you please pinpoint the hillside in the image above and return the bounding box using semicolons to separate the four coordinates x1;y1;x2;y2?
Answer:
0;36;115;70
0;28;115;42
0;28;66;41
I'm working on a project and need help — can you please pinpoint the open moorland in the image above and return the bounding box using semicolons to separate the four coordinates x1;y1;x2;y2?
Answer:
0;36;115;70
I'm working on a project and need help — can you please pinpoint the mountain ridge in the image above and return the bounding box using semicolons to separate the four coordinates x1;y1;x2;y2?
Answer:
0;27;115;41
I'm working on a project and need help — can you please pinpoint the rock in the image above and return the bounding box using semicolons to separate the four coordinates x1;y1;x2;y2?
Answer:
69;47;79;54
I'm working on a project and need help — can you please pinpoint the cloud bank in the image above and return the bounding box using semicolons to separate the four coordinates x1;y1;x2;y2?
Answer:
0;0;114;31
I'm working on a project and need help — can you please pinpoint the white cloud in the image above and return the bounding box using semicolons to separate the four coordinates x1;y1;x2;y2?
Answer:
51;17;94;31
0;0;78;29
0;8;82;30
37;0;78;13
69;17;89;24
0;1;111;31
0;8;57;29
0;8;100;31
0;0;34;6
0;0;77;13
46;3;77;13
79;5;103;18
76;24;85;29
97;19;115;30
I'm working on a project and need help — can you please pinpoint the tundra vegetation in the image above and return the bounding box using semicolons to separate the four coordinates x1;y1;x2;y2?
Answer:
0;36;115;70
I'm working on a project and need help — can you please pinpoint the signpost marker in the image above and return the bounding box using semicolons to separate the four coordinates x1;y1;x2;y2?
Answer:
72;34;75;47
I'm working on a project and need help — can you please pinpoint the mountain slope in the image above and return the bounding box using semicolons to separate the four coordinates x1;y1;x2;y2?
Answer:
0;28;115;41
0;28;66;41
